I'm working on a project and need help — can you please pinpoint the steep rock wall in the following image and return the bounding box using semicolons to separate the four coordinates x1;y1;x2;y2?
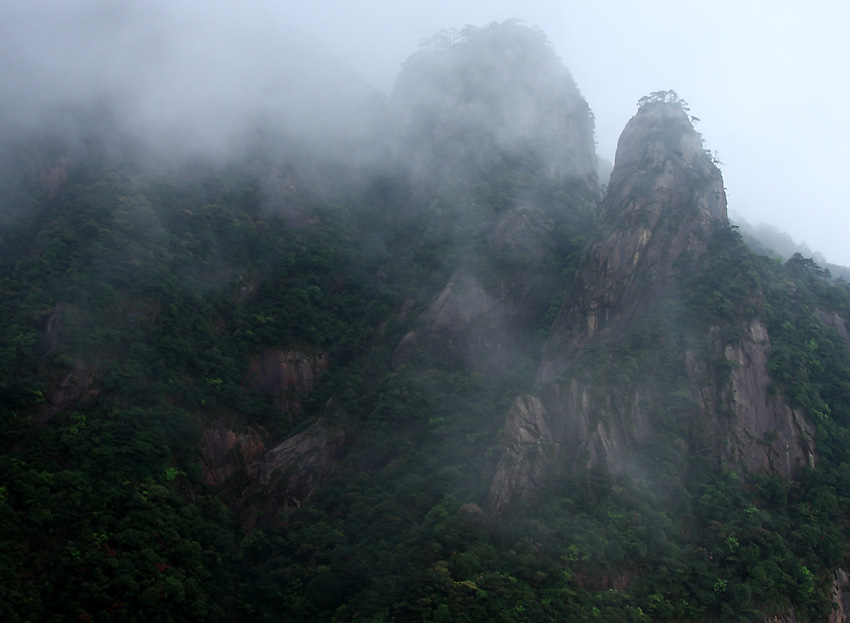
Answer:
486;102;815;519
486;380;655;520
246;348;328;418
816;309;850;350
200;420;266;487
200;418;347;528
829;569;850;623
688;321;815;478
485;396;555;519
202;348;342;526
389;22;600;373
38;304;96;424
244;419;347;528
539;102;727;384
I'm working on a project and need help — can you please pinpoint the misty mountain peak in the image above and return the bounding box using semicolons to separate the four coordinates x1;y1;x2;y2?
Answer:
391;20;597;188
538;95;728;382
610;98;722;213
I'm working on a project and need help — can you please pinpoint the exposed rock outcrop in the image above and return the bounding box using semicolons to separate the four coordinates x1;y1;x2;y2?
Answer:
486;102;814;519
539;101;727;384
829;569;850;623
39;155;69;199
543;380;654;474
202;348;342;527
486;102;727;518
485;396;555;519
689;321;815;478
38;304;96;424
764;569;850;622
389;22;600;374
42;303;68;355
244;419;347;527
393;269;521;372
200;420;266;487
765;609;800;623
201;416;347;529
246;349;328;418
486;380;655;521
39;358;94;425
816;309;850;351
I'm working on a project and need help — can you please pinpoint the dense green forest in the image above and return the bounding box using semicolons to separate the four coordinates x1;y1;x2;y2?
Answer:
2;20;850;623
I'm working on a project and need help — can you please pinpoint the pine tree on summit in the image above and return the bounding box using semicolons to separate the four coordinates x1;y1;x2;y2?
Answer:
637;89;690;112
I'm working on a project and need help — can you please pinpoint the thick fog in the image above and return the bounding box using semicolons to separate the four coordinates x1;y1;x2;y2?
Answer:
3;0;849;264
0;0;381;164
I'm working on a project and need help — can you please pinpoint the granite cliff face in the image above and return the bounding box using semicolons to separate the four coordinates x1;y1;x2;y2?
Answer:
246;348;328;420
539;101;727;383
200;350;344;527
200;417;346;529
688;321;816;478
486;101;817;520
246;419;347;527
485;396;554;519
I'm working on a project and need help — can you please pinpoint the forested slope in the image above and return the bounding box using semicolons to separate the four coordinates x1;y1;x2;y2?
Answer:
2;20;850;623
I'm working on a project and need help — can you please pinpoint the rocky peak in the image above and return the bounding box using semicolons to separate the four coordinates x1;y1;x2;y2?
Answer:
539;100;727;383
608;101;720;198
392;20;598;189
485;101;736;520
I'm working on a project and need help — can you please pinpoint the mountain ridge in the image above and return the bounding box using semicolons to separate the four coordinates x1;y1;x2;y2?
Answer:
1;20;850;622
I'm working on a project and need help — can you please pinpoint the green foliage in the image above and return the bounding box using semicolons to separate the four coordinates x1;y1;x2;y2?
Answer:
3;81;850;623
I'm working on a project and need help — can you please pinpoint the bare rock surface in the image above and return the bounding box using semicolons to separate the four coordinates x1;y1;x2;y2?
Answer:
200;420;266;487
392;204;558;372
393;269;516;371
539;102;726;384
816;309;850;350
39;358;94;424
829;569;850;623
487;103;816;518
686;321;815;478
246;348;328;417
485;396;555;519
716;321;815;477
244;419;347;527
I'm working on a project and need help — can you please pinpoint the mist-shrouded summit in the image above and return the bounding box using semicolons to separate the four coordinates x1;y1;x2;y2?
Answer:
385;21;603;377
391;20;597;190
4;5;850;621
538;94;728;382
3;0;848;265
487;95;729;517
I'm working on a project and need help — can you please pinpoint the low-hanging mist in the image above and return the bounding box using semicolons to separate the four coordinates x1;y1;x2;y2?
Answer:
2;9;850;623
0;0;383;166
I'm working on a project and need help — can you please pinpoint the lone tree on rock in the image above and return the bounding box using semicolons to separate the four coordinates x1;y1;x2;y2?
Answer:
637;90;690;113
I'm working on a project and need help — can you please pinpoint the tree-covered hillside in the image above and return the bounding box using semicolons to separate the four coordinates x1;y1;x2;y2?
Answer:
2;20;850;623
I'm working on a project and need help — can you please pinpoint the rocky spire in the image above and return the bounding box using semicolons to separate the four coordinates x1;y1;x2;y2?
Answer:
538;101;727;383
486;100;732;521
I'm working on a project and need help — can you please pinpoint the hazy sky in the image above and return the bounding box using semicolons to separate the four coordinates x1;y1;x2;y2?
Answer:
283;0;850;265
3;0;848;264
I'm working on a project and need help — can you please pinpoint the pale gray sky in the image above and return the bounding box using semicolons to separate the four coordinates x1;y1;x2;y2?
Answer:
3;0;849;264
